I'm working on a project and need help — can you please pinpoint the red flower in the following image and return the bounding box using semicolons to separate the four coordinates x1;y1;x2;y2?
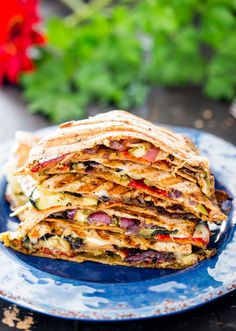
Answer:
0;0;46;84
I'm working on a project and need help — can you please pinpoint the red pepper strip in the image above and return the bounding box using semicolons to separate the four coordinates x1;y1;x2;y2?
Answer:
30;154;69;173
123;149;150;161
128;179;168;197
123;150;132;158
42;247;75;258
142;147;160;162
123;149;160;163
155;234;209;246
60;165;71;172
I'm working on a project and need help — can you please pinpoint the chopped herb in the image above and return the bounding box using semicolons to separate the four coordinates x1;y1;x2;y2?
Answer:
64;235;83;250
100;196;110;203
22;236;30;249
64;192;82;198
196;204;209;216
83;161;99;167
140;227;177;238
40;233;54;241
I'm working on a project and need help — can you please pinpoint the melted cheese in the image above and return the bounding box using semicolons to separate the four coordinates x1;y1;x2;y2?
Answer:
85;236;112;247
38;236;70;254
10;202;30;217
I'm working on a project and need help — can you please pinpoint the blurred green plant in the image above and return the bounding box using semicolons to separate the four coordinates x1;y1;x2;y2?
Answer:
21;0;236;123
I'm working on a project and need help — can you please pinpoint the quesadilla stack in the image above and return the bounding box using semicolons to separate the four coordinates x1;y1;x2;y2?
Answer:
0;111;228;269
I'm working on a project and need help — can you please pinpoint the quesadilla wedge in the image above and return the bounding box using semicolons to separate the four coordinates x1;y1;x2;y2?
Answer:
16;111;213;197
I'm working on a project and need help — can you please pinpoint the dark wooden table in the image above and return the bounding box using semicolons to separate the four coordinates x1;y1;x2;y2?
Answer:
0;86;235;331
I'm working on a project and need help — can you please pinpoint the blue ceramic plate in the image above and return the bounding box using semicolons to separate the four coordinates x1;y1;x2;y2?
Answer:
0;126;235;321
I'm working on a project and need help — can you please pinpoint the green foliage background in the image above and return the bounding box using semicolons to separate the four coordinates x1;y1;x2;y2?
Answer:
22;0;236;123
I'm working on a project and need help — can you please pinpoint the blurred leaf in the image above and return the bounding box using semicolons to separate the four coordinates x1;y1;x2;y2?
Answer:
47;17;76;49
201;4;235;48
205;37;236;100
21;0;236;123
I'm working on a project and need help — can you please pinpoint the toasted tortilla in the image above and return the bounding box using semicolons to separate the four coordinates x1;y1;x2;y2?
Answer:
16;111;210;180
